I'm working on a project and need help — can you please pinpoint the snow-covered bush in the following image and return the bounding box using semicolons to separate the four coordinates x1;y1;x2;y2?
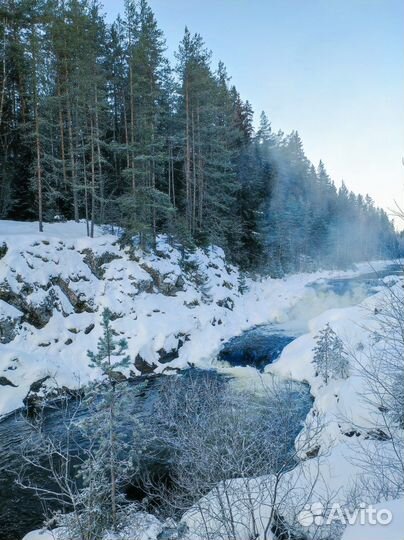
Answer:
139;372;322;538
345;283;404;503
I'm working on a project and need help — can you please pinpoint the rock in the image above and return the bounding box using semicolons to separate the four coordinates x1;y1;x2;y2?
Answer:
177;332;190;346
158;521;188;540
0;376;17;387
140;264;185;296
132;275;154;294
81;248;121;279
162;366;182;374
0;282;53;329
110;370;127;382
343;430;361;438
52;277;94;313
135;354;157;374
24;395;44;417
184;299;200;308
84;323;95;334
365;428;390;441
0;312;22;344
0;242;7;259
157;333;189;364
64;338;73;345
216;297;234;310
305;445;320;459
175;274;186;290
157;347;179;364
29;375;51;393
22;376;53;415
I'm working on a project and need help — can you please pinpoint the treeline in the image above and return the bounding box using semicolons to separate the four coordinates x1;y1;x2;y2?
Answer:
0;0;399;273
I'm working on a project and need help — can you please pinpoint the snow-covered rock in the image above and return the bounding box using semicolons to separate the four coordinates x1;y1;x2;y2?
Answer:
22;529;63;540
0;220;241;416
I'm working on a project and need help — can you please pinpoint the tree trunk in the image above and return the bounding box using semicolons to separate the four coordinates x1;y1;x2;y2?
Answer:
185;81;191;231
35;110;43;232
0;22;7;130
57;84;67;188
67;102;79;221
90;114;96;238
31;27;43;232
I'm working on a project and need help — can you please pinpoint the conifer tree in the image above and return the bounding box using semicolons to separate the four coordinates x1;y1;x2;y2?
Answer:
85;308;131;531
312;323;349;383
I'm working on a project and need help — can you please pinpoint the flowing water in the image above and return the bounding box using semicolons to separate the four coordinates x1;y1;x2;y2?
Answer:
0;263;401;539
218;263;402;371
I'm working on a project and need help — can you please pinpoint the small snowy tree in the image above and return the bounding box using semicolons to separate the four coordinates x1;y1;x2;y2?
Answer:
312;323;349;383
84;308;131;531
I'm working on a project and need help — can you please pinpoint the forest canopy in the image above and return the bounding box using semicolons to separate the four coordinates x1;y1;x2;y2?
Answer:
0;0;400;274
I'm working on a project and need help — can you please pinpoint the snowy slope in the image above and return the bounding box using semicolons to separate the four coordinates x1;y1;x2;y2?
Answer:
0;219;396;419
268;280;403;449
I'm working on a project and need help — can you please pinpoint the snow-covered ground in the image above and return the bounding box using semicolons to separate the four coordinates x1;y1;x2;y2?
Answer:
342;498;404;540
0;219;394;418
2;220;402;540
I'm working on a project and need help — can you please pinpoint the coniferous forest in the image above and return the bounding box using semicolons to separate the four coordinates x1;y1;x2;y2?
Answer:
0;0;400;274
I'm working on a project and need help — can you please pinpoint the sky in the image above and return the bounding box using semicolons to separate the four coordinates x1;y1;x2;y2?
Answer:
102;0;404;228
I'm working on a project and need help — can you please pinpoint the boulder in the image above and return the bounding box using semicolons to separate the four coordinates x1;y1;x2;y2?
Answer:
0;376;17;387
135;354;157;374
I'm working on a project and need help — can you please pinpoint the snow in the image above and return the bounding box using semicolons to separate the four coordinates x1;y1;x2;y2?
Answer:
22;530;60;540
7;219;400;539
342;498;404;540
181;441;403;540
0;219;105;240
266;281;403;449
21;511;164;540
0;219;398;419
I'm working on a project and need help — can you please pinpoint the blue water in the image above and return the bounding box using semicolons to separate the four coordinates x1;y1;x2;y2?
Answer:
219;328;295;371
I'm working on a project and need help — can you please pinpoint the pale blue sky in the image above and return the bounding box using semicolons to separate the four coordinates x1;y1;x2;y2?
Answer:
102;0;404;225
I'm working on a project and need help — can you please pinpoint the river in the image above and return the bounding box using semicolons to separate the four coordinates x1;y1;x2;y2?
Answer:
0;263;401;539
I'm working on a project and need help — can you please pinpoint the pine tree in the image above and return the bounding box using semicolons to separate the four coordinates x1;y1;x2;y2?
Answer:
118;0;174;246
86;308;131;531
175;27;212;237
256;111;272;146
312;323;349;383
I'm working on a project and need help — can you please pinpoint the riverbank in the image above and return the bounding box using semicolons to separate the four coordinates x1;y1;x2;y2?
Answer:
0;219;397;419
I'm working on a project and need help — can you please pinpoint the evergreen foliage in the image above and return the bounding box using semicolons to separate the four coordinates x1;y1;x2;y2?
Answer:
83;308;133;533
312;323;349;384
0;0;400;272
